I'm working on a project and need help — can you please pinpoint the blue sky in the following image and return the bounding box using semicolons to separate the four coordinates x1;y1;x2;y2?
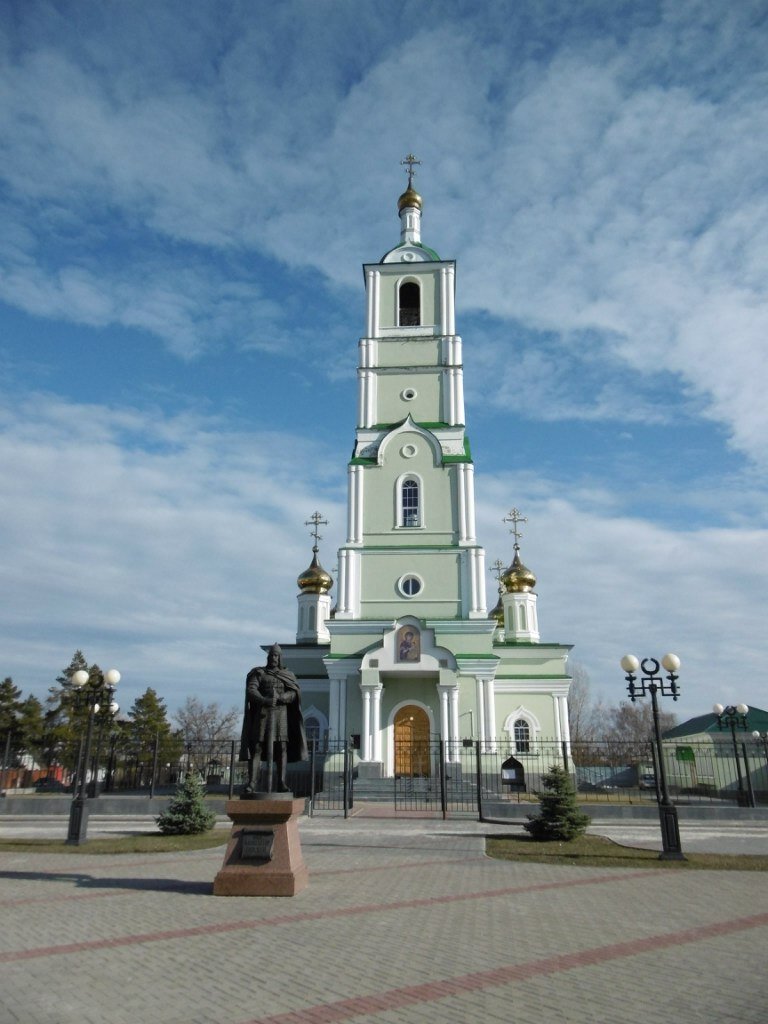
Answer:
1;0;767;724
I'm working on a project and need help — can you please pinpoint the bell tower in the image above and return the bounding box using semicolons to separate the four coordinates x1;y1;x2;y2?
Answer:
335;155;487;623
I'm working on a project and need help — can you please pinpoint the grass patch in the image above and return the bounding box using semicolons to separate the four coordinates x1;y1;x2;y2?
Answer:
0;831;229;855
486;833;768;871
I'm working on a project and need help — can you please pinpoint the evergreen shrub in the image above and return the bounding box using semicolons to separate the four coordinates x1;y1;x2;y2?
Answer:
523;764;590;841
156;772;216;835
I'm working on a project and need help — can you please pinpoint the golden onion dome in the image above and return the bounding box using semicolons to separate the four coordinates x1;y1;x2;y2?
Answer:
489;591;504;625
397;185;422;212
502;548;536;593
297;551;333;594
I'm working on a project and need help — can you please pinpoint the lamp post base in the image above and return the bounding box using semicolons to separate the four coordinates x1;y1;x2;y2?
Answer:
657;803;685;861
66;797;90;845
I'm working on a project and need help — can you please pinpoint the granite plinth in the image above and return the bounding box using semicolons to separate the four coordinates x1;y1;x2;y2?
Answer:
213;797;308;897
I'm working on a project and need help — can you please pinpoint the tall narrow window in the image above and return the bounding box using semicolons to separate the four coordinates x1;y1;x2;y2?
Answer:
514;719;530;754
398;282;420;326
401;478;420;527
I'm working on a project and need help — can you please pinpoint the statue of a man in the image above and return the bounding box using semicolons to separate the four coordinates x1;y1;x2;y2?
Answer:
239;644;308;795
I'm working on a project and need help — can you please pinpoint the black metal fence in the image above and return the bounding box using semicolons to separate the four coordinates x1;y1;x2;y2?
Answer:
5;733;767;817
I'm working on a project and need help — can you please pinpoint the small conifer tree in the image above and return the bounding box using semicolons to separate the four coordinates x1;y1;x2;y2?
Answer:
523;764;590;841
156;772;216;835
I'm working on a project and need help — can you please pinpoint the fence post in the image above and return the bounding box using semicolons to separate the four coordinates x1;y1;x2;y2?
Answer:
1;731;11;791
342;740;350;820
561;740;569;774
475;739;483;821
742;742;757;808
226;739;235;799
439;739;447;820
149;731;160;799
309;739;316;816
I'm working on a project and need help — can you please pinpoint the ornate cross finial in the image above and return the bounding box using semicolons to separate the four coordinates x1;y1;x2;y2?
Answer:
503;507;527;549
400;153;421;188
491;558;506;593
304;511;328;553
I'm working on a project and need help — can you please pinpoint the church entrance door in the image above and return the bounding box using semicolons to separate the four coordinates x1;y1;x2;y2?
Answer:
394;705;431;777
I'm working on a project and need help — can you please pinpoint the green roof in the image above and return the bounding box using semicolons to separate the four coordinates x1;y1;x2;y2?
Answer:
663;706;768;739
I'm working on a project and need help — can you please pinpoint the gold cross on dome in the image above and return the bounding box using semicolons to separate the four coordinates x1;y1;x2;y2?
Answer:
304;511;328;552
400;153;421;187
490;558;506;583
502;507;527;549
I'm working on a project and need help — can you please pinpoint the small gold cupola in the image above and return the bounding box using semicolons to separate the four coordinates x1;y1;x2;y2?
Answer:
297;550;333;594
502;548;537;593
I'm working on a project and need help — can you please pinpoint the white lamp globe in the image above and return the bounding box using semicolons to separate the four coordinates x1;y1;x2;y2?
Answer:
620;655;639;673
713;703;724;716
736;703;749;715
661;653;680;672
72;670;89;687
104;669;121;686
109;701;119;715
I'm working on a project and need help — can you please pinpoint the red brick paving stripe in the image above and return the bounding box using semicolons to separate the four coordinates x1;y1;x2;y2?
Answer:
0;870;651;962
240;911;768;1024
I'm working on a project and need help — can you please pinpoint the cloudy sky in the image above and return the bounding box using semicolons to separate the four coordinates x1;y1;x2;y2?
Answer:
1;0;767;725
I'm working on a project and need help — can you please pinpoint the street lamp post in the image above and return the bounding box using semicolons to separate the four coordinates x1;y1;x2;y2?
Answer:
713;703;755;808
620;653;685;861
66;668;120;845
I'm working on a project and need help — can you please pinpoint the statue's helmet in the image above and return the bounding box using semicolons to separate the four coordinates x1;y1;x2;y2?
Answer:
267;643;283;667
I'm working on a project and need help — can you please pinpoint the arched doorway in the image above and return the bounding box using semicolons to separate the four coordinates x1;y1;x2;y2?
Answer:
394;704;431;777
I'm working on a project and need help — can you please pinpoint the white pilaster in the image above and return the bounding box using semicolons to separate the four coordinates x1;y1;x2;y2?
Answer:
484;678;497;750
450;686;460;761
372;686;383;761
475;676;486;745
362;688;372;760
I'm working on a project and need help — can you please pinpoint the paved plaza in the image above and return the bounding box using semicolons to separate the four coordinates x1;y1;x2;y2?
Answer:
1;814;767;1024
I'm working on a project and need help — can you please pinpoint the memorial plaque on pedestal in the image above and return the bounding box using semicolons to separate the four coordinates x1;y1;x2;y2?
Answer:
213;798;308;897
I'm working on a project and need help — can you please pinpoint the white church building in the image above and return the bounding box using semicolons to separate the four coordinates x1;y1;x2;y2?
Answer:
278;159;573;778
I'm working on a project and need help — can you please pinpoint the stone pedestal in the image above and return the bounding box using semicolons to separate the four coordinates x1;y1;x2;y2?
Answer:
213;797;308;897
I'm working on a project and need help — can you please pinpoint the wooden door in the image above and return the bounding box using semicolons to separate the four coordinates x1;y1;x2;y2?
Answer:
394;705;431;777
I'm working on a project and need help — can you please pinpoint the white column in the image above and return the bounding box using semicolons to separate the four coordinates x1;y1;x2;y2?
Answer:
457;462;468;541
372;686;383;761
552;694;562;744
440;266;448;334
439;686;450;743
366;269;375;337
372;270;380;338
361;688;372;760
484;678;497;750
463;464;476;543
348;465;363;544
450;686;460;760
475;676;486;746
446;264;456;335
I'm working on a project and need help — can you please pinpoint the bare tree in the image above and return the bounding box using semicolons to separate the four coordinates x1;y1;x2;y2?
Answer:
567;662;605;743
174;697;239;773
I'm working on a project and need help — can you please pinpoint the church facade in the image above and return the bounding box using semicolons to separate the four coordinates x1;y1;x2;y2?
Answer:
279;162;573;777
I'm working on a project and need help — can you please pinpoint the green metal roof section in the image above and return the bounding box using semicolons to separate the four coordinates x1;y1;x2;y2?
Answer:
380;242;442;263
663;706;768;739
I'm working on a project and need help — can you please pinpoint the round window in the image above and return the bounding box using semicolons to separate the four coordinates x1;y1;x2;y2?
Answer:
398;574;423;598
401;388;417;401
401;443;417;458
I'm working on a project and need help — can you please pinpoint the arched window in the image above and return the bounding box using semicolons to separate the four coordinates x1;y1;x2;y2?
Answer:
513;718;530;754
401;478;420;527
398;281;420;326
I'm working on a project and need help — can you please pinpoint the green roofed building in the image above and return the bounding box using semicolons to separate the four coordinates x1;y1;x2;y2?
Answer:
278;160;573;778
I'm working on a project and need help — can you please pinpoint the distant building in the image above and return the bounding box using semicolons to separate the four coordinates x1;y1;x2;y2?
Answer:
662;706;768;803
277;161;573;779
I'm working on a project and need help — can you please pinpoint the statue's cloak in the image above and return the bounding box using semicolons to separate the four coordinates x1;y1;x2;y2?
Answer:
238;666;308;764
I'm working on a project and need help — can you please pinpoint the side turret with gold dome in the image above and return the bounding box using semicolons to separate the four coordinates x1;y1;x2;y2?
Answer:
295;512;333;644
497;509;540;643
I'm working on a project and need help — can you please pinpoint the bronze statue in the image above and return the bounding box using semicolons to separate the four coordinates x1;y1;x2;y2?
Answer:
239;644;308;795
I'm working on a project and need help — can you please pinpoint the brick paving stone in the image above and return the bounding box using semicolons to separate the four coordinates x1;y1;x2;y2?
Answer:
0;816;766;1024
